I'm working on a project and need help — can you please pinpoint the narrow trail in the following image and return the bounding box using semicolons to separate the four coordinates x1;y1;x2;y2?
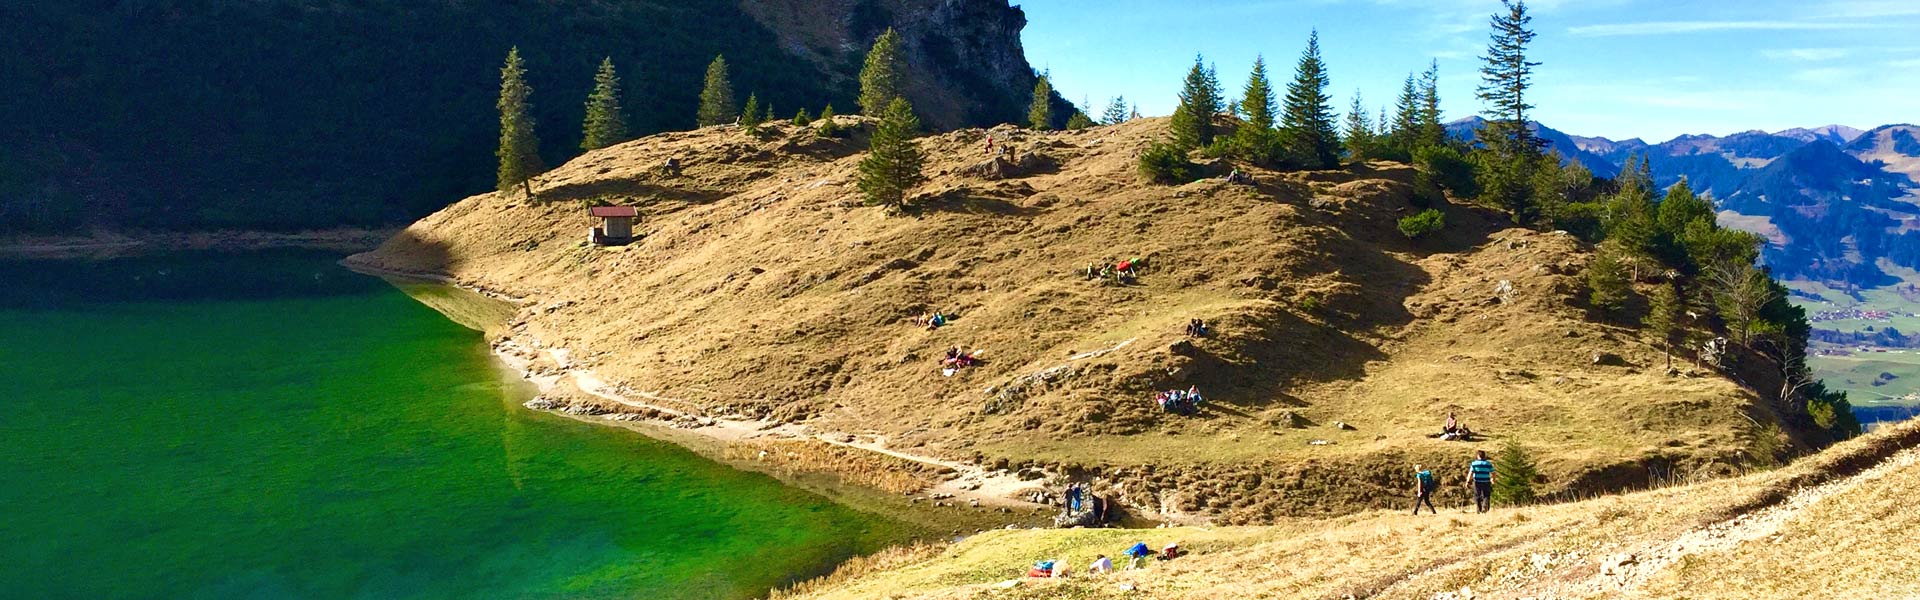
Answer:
495;337;1052;510
1453;446;1920;600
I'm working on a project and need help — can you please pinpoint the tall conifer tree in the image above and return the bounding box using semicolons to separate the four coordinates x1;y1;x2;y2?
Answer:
580;57;629;151
1478;0;1544;159
859;29;906;116
740;93;762;131
1240;56;1276;131
1028;75;1055;130
696;55;736;127
1102;96;1130;125
1476;0;1544;222
496;47;542;199
1280;30;1340;169
1344;93;1377;160
1390;74;1421;152
1417;60;1446;148
1170;55;1222;150
857;98;927;210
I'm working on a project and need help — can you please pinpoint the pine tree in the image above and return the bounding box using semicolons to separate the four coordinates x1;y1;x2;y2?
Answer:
1344;92;1377;161
857;98;927;210
1389;74;1421;153
1066;112;1095;130
696;55;736;127
1028;75;1054;130
763;101;774;126
1240;56;1276;131
1417;60;1446;149
1280;30;1340;169
580;57;629;151
1605;156;1660;266
859;28;906;116
1170;54;1222;150
1477;0;1544;160
496;47;542;199
1587;241;1633;313
1491;438;1541;506
1102;95;1130;125
739;93;762;132
1645;282;1685;371
1227;56;1281;164
793;107;811;126
816;104;841;138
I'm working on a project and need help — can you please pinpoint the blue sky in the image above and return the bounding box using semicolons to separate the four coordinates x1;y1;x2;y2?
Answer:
1019;0;1920;142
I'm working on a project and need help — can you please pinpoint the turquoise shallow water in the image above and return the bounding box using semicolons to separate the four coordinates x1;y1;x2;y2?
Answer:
0;251;912;599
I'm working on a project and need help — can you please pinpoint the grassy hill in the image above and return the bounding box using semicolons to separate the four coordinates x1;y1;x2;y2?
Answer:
351;115;1813;522
776;418;1920;599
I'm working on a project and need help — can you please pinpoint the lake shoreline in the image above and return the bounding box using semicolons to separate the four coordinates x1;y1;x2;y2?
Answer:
0;228;396;260
342;257;1058;534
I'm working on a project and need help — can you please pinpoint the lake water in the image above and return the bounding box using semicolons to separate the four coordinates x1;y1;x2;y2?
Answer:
0;251;913;599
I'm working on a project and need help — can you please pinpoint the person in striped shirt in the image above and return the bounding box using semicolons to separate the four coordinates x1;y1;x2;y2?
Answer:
1467;450;1496;513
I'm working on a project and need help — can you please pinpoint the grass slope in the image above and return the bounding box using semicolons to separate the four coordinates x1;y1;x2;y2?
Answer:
354;116;1787;520
787;418;1920;599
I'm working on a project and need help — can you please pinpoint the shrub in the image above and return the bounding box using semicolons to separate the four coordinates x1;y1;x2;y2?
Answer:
1138;140;1198;184
1491;438;1541;506
1415;144;1478;198
1397;208;1445;239
816;104;844;138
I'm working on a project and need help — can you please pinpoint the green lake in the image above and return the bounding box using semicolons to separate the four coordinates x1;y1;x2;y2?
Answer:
0;251;914;599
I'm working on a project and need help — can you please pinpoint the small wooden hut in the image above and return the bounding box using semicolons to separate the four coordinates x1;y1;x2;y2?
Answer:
588;206;638;246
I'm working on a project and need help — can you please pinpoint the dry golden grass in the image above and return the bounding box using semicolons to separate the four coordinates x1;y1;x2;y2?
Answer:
352;116;1790;519
780;418;1920;599
721;438;953;495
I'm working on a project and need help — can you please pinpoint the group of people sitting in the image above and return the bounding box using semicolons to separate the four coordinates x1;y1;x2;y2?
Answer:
940;346;985;376
1081;257;1147;285
1024;541;1181;579
913;311;956;330
1155;386;1205;415
1223;168;1253;185
1437;412;1477;441
1184;318;1211;337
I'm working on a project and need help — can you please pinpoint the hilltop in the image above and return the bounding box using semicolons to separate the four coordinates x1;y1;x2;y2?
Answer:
351;116;1809;522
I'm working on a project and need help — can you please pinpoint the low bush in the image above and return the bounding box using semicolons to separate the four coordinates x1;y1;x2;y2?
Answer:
1397;208;1446;239
1138;140;1198;184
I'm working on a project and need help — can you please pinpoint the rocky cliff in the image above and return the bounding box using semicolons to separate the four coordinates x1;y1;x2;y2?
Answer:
1;0;1058;233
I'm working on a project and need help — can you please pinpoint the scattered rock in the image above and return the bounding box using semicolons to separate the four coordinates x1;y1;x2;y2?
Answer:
1591;352;1627;366
1333;421;1356;431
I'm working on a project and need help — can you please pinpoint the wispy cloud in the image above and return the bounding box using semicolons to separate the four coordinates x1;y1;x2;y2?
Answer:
1569;20;1881;37
1792;67;1865;83
1890;58;1920;69
1816;0;1920;18
1762;48;1852;61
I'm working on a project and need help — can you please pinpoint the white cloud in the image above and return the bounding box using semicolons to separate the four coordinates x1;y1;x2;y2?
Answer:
1569;20;1881;37
1761;48;1853;61
1890;58;1920;69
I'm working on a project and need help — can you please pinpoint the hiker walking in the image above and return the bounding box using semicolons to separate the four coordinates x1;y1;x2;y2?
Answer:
1411;464;1438;515
1468;450;1496;513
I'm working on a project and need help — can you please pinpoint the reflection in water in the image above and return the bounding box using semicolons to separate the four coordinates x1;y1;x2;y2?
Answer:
0;251;915;599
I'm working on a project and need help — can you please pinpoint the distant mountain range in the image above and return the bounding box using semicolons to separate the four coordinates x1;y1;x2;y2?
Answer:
1449;118;1920;287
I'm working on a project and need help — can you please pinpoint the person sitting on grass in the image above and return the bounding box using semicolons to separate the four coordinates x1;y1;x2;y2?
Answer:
1125;542;1153;569
1088;554;1113;574
1026;560;1054;578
